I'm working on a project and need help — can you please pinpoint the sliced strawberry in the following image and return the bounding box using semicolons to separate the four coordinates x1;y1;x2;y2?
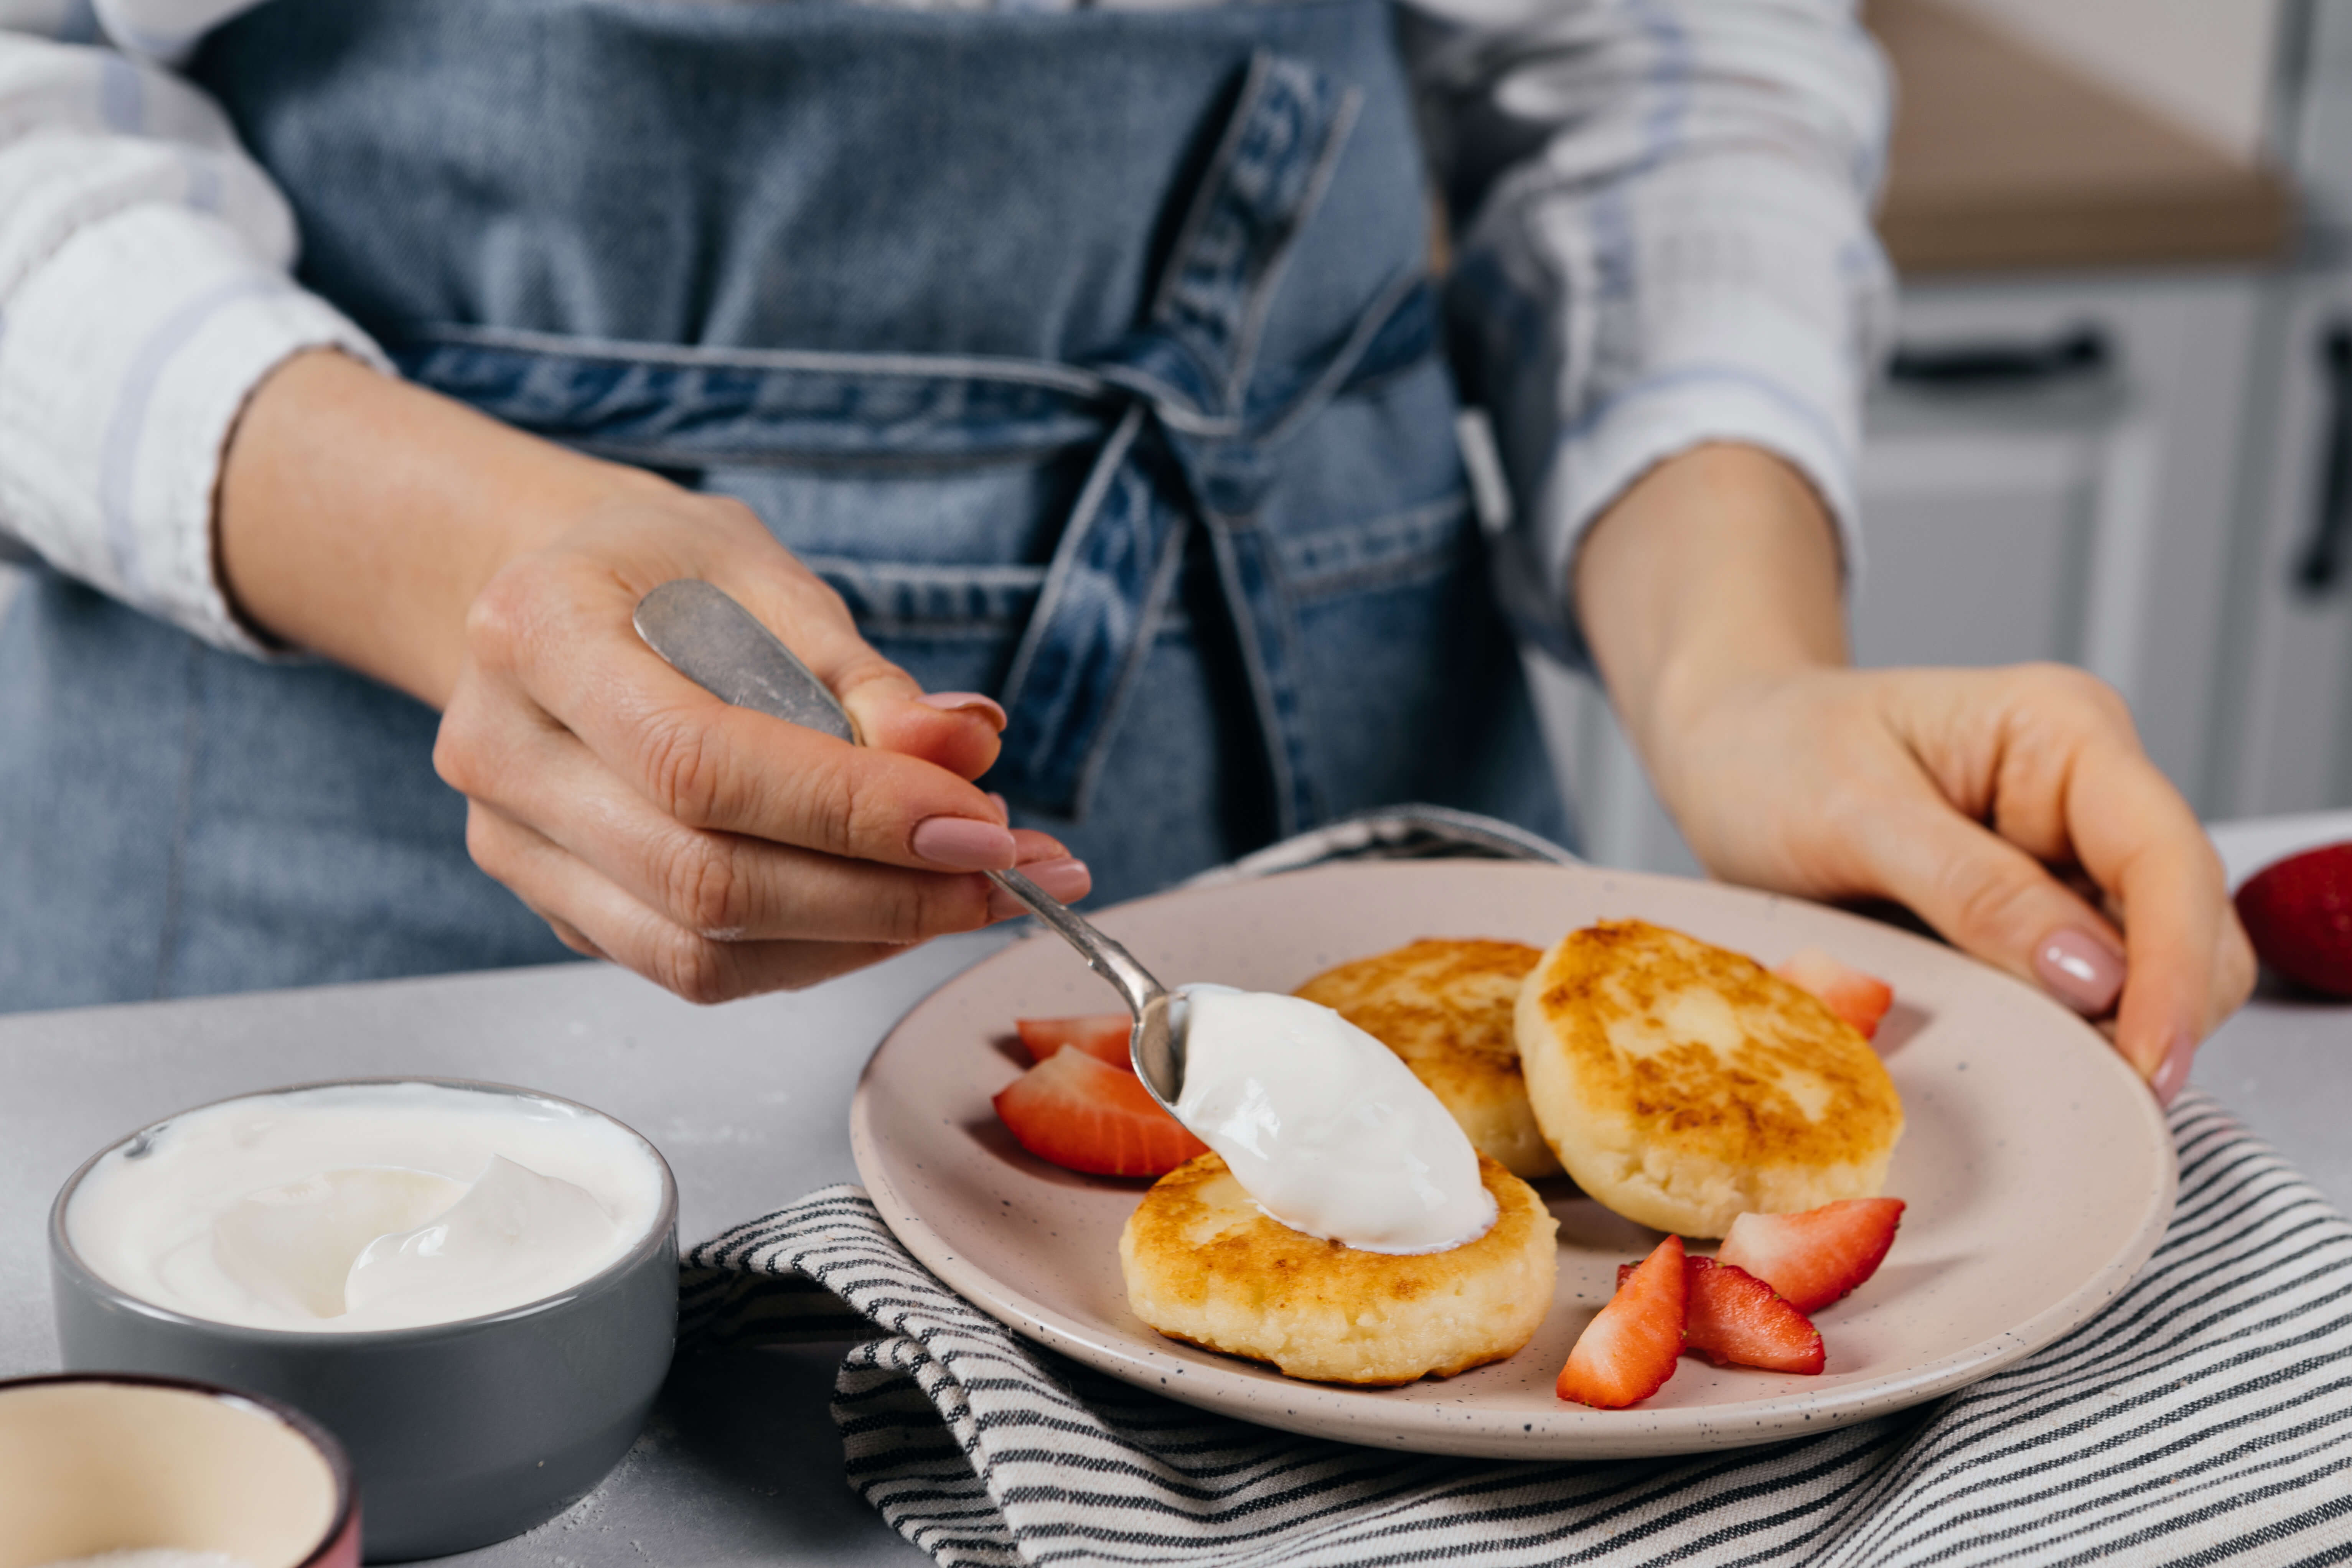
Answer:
991;1048;1205;1177
1773;947;1894;1039
1558;1234;1685;1408
1615;1257;1825;1373
1716;1198;1905;1315
1014;1014;1135;1070
1684;1258;1824;1372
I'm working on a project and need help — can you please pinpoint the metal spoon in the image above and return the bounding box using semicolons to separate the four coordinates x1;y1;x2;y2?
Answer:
632;579;1186;1111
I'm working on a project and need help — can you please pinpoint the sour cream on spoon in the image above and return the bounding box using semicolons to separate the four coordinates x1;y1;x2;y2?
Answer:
1172;984;1496;1254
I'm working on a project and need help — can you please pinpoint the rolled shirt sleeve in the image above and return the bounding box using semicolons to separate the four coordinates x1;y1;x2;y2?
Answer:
1410;0;1895;663
2;0;1890;663
0;19;384;656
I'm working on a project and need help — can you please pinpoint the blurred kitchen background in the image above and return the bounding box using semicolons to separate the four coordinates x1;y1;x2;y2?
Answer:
1535;0;2352;873
6;0;2346;871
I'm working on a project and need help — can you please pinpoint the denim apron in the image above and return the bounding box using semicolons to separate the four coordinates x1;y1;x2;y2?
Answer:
0;0;1564;1010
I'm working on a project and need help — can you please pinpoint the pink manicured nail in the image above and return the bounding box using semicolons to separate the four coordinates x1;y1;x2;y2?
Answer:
2035;927;2125;1016
910;816;1018;871
988;858;1091;919
1024;857;1091;903
2150;1029;2195;1107
916;692;1007;732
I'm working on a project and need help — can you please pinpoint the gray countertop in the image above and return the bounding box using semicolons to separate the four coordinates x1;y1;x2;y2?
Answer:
3;817;2344;1565
0;932;1005;1565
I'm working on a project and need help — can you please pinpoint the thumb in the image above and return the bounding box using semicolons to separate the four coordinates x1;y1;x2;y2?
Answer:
833;654;1006;785
720;561;1006;783
1857;794;2129;1028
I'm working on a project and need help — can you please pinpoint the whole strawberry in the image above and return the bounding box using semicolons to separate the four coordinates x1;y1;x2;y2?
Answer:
2236;842;2352;997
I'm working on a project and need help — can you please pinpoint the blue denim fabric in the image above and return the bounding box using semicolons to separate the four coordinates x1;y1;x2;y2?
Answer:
0;0;1565;1011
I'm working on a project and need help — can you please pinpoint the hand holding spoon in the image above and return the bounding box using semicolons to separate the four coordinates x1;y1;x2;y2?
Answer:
631;580;1186;1112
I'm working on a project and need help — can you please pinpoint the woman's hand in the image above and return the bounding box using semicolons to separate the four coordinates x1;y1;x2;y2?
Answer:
219;351;1087;1001
1576;443;2253;1099
1648;661;2253;1096
434;491;1086;999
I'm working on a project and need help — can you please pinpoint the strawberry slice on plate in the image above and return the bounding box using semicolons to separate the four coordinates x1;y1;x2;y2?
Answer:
1559;1234;1686;1408
1615;1255;1825;1373
991;1048;1206;1177
1683;1258;1825;1373
1773;947;1894;1039
1716;1198;1905;1314
1014;1014;1134;1069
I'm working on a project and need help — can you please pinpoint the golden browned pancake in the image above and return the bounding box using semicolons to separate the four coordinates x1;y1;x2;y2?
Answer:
1516;919;1904;1237
1119;1153;1557;1386
1294;939;1563;1179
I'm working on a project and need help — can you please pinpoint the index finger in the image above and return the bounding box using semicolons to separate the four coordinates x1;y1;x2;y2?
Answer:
478;558;1019;873
717;564;1006;779
559;495;1008;779
2062;736;2234;1092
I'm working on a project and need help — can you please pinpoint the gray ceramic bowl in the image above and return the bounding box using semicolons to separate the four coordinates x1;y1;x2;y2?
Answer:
48;1079;678;1563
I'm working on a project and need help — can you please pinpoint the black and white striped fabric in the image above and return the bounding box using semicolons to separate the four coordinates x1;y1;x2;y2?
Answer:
678;1090;2352;1567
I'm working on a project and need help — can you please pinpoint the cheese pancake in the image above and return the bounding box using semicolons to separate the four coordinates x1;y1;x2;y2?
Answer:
1120;1153;1556;1386
1294;939;1563;1179
1516;919;1903;1238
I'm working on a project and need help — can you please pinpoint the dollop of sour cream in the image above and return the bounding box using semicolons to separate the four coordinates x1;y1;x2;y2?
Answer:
66;1083;666;1334
1171;985;1495;1254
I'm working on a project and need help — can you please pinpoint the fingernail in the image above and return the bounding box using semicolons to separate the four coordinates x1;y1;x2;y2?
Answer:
1025;856;1091;903
910;816;1018;871
2035;926;2125;1016
916;692;1007;732
2150;1029;2195;1107
988;791;1011;819
987;857;1091;919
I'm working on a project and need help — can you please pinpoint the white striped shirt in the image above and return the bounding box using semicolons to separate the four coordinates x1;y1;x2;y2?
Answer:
0;0;1890;658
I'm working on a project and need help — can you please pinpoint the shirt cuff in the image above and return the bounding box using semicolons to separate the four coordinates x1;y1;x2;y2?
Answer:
0;201;387;656
1526;295;1867;670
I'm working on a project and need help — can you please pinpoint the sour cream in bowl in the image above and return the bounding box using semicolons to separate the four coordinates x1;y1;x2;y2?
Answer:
48;1080;678;1562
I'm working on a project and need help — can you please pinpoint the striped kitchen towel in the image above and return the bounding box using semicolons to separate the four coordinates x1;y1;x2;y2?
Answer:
679;1090;2352;1567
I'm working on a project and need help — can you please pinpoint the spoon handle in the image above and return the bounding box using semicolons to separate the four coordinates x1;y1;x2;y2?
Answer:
981;866;1167;1019
633;579;859;745
631;579;1172;1022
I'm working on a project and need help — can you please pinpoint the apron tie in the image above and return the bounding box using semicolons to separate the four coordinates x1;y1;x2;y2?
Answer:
993;51;1374;832
387;49;1445;840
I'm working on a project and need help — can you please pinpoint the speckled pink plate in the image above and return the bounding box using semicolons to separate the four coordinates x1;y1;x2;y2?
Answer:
849;861;2175;1459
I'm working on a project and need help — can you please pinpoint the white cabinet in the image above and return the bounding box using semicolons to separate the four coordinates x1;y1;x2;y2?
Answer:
2204;0;2352;817
2208;273;2352;816
1534;272;2266;873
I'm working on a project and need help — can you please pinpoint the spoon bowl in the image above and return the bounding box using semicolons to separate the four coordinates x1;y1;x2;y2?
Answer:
982;868;1184;1111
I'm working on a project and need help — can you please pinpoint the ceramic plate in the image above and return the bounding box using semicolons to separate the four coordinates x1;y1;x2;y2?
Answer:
849;861;2176;1459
